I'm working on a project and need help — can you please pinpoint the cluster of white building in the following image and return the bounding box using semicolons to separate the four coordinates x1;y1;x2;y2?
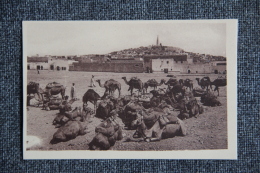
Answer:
27;56;77;71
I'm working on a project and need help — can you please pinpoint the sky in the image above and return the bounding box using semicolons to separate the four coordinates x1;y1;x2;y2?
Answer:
24;21;226;57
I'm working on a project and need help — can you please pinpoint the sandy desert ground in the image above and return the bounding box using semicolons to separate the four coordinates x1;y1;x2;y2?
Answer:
26;70;227;151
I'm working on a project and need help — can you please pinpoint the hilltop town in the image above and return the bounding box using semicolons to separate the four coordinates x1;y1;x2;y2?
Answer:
27;39;226;74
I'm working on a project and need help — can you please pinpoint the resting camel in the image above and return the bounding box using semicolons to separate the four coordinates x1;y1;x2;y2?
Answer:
121;101;145;129
95;99;114;120
27;82;43;105
166;84;186;103
82;89;108;113
89;117;123;150
126;112;186;142
44;82;66;99
143;79;161;93
201;92;222;106
195;77;211;90
96;79;121;97
50;120;87;144
122;77;144;96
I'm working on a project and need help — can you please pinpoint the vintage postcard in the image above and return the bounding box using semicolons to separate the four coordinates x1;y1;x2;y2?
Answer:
23;20;237;159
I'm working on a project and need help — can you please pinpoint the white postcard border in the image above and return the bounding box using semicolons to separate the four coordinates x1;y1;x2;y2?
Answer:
23;19;237;159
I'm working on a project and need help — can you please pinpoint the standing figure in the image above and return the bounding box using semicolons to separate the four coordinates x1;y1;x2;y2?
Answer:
90;75;96;87
70;83;77;100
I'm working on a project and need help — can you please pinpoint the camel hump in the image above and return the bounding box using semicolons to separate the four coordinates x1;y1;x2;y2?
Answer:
147;79;158;84
46;82;63;89
109;79;116;82
168;78;177;82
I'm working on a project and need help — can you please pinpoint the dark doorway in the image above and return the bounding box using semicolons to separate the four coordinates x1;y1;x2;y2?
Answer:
146;67;150;73
50;65;54;70
37;65;40;70
164;68;168;73
41;66;43;70
188;70;191;74
27;65;30;70
57;66;60;71
214;70;218;74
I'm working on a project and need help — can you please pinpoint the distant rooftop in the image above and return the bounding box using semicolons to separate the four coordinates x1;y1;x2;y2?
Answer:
27;57;48;63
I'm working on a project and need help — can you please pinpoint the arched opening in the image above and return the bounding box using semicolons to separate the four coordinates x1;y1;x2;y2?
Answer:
41;66;43;70
50;65;54;70
27;65;30;70
188;70;191;74
37;65;40;70
214;70;218;74
57;66;60;71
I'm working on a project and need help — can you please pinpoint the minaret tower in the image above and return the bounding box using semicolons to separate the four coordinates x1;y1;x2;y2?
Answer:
156;35;159;46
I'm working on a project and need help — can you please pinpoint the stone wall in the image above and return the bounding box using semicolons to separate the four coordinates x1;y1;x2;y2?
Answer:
70;62;144;73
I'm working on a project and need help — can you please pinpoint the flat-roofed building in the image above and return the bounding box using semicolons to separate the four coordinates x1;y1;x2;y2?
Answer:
143;54;188;73
27;57;49;70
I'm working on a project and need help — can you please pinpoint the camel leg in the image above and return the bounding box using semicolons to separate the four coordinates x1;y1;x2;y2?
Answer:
147;129;163;142
215;86;220;96
118;88;121;97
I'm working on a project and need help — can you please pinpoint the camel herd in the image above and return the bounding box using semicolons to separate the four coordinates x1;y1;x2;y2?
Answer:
27;75;226;150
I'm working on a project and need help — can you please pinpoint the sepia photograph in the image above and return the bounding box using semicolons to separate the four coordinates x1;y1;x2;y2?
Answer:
23;20;237;159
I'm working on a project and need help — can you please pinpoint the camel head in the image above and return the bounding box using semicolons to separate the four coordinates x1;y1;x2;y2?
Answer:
122;77;129;85
96;79;101;83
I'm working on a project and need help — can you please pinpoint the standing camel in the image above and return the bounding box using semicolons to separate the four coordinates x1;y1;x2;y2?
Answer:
143;79;161;93
44;82;66;99
179;79;184;86
82;89;108;113
183;79;193;91
122;77;144;96
96;79;121;97
160;78;179;86
210;78;227;96
195;77;211;90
